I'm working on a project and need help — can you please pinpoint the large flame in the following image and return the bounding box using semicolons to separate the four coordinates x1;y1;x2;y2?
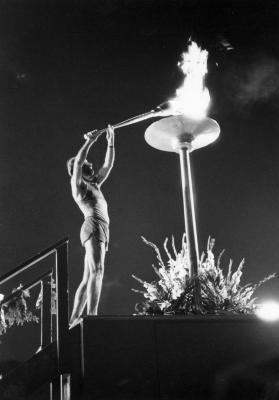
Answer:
168;41;210;119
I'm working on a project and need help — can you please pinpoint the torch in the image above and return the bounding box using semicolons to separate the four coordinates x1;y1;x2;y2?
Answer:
83;102;172;139
145;42;220;311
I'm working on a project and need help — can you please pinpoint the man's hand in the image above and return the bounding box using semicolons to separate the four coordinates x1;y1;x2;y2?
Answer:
84;130;102;142
106;124;115;146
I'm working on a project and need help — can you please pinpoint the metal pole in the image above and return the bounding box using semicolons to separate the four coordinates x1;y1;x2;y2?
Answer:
179;147;201;311
41;278;52;349
55;241;70;372
55;241;70;400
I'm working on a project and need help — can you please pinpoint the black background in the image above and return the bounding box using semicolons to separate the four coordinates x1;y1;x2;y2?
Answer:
0;0;279;361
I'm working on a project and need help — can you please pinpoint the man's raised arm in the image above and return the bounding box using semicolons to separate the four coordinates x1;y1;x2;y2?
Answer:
95;125;115;185
71;131;101;196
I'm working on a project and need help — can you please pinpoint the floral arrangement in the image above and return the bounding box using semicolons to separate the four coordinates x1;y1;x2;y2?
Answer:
0;285;39;336
132;235;276;315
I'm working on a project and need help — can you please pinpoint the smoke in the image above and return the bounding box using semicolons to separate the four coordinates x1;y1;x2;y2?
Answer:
103;278;123;289
231;56;279;106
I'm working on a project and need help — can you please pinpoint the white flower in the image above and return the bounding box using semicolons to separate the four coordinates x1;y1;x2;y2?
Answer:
171;281;183;300
158;301;171;311
145;284;159;301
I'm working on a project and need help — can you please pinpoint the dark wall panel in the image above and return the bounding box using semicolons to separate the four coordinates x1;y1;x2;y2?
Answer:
81;316;158;400
77;316;279;400
155;316;279;400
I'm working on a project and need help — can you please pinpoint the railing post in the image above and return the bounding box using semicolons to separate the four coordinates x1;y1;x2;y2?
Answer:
55;241;71;400
41;277;52;349
55;241;70;373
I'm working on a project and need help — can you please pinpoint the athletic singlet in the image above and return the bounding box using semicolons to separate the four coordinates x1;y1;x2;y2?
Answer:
75;182;109;223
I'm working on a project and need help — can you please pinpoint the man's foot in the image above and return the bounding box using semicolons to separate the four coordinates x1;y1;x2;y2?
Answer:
69;317;82;330
35;345;42;354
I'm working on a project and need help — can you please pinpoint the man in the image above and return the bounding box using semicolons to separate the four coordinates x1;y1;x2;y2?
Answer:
67;125;115;328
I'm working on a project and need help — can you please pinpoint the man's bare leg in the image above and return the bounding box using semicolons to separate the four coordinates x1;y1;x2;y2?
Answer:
69;257;89;326
85;238;105;315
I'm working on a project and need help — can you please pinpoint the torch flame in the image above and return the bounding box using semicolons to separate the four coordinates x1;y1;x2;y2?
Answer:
168;41;210;119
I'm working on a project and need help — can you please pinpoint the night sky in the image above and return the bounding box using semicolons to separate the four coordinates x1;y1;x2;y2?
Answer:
1;0;279;361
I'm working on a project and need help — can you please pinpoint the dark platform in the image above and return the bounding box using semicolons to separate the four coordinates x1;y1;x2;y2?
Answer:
69;315;279;400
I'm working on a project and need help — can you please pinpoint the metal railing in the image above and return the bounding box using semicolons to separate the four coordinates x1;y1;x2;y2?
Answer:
0;237;70;399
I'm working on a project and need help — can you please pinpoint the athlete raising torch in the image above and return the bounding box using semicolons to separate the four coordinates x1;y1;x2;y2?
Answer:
67;126;115;328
